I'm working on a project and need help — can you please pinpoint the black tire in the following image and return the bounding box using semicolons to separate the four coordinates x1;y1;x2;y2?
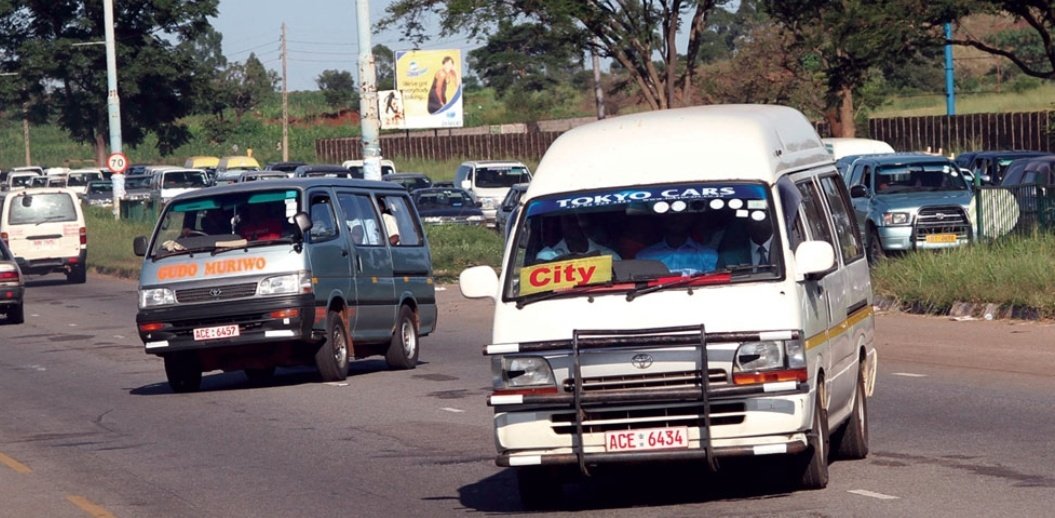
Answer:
67;266;87;284
244;367;276;386
832;366;870;460
385;305;419;370
6;303;24;325
164;353;202;393
796;386;830;490
867;228;886;266
516;467;564;511
316;311;349;381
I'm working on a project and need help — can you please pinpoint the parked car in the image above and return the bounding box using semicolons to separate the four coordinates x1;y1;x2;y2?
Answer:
999;155;1055;187
0;188;88;283
0;238;25;324
5;172;40;191
822;137;895;160
964;150;1049;186
122;175;154;202
184;156;220;170
342;159;396;178
238;171;289;182
66;169;105;196
264;161;307;174
149;168;210;205
81;180;115;208
383;172;432;191
293;164;356;178
453;160;533;227
412;187;485;225
495;182;529;238
844;154;974;262
132;178;437;392
215;156;261;183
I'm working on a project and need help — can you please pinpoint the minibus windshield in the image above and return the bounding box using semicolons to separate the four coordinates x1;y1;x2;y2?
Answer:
150;190;301;258
506;182;784;301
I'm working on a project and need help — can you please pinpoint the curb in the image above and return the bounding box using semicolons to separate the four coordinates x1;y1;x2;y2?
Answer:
875;295;1046;321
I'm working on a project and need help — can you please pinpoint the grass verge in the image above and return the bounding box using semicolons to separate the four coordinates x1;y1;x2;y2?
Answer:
424;224;504;281
872;234;1055;317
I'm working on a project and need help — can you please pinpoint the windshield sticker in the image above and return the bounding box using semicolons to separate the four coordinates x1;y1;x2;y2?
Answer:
519;255;613;296
748;199;767;210
528;184;766;216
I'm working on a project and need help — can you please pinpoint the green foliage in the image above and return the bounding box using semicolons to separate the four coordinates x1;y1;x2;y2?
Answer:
872;82;1055;117
873;234;1055;317
84;206;155;278
373;44;395;91
424;224;504;279
315;69;358;114
224;53;279;120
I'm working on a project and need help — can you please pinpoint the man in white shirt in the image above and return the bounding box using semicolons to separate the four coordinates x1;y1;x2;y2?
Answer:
536;215;621;261
636;214;717;275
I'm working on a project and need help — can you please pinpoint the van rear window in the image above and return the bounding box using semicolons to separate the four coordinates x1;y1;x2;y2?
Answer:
8;193;77;225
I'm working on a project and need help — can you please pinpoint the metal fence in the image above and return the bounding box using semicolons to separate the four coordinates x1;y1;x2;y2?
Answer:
870;111;1054;155
976;184;1055;239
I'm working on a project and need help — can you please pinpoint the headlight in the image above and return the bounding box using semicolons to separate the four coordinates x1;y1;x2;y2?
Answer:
257;272;312;296
492;356;556;389
734;341;785;371
882;212;911;226
139;288;176;308
423;216;443;224
480;198;497;209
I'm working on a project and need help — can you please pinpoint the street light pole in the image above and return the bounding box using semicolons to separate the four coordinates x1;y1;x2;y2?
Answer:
103;0;123;219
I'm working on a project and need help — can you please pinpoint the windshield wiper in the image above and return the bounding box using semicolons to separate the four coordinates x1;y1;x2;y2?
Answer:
724;263;778;277
624;271;727;301
515;282;623;309
35;215;71;226
211;237;294;256
151;245;215;261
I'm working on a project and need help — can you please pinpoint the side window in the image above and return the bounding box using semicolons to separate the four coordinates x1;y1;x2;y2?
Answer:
378;194;423;247
860;166;872;189
309;194;338;242
1023;171;1038;185
795;180;836;249
819;175;864;263
337;193;383;246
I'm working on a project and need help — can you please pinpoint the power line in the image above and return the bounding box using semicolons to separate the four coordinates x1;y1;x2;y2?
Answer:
287;39;357;47
288;49;359;56
228;40;280;57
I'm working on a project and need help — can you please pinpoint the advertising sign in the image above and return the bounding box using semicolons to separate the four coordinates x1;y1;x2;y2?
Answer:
518;256;613;296
395;49;464;129
378;89;406;130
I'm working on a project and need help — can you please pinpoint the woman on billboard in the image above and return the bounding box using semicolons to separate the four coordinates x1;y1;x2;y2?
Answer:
427;56;459;114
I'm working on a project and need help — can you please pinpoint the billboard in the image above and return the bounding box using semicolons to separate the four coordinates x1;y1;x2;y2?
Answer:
395;49;464;129
378;90;406;130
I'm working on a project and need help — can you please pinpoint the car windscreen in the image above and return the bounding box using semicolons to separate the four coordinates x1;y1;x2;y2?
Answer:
162;171;208;189
10;175;35;188
67;173;102;186
506;182;782;300
125;176;150;189
475;166;530;188
8;193;78;225
414;189;472;210
875;162;968;194
87;182;113;194
150;189;302;258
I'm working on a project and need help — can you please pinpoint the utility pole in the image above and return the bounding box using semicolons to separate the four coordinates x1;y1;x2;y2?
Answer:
22;101;30;166
103;0;123;219
591;43;605;120
281;22;289;161
356;0;382;181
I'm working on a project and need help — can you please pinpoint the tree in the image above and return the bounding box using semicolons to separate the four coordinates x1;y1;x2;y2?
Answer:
373;44;395;91
222;53;278;121
1;0;219;163
929;1;1055;80
316;69;358;115
762;0;943;137
379;0;731;110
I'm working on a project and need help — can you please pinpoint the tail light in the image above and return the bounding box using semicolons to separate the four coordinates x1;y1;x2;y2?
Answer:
79;227;87;245
0;265;18;285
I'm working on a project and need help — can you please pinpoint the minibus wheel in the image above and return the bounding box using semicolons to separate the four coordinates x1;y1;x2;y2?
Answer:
67;266;87;284
833;367;869;459
316;311;350;381
867;229;885;265
796;387;830;489
6;303;24;325
164;352;202;393
385;305;419;370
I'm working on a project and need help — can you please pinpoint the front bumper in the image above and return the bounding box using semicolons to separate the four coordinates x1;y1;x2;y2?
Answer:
877;225;969;252
136;293;316;355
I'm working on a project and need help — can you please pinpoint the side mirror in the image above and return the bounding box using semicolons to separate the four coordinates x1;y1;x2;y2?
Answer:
460;179;471;191
980;174;992;184
849;185;868;198
133;236;148;257
459;265;499;301
293;211;313;237
795;240;835;280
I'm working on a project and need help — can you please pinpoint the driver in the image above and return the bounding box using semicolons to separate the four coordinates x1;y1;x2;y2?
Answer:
535;214;621;262
636;213;717;275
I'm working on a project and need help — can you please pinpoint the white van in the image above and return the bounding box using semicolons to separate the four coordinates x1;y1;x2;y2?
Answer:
822;137;895;160
454;160;532;227
341;159;397;179
149;168;210;204
459;105;876;506
0;188;88;283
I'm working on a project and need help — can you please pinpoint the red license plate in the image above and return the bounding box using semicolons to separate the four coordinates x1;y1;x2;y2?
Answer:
193;325;240;341
605;426;689;452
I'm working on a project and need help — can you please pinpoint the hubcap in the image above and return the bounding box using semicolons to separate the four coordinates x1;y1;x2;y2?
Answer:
402;319;417;356
333;327;347;363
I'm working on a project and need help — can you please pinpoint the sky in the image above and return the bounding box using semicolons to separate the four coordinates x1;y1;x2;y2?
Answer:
211;0;478;91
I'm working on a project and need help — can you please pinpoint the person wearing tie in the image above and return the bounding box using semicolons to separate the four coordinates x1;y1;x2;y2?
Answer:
748;214;774;266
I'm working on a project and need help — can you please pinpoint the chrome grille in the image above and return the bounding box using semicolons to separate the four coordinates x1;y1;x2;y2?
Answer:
175;282;257;303
550;402;746;434
914;206;970;240
562;369;727;393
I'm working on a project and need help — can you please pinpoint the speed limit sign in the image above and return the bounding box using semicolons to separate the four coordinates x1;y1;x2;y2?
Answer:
107;152;129;174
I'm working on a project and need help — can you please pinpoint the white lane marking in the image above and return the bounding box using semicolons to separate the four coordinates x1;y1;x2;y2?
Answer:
68;323;78;327
892;372;927;378
435;287;447;291
440;407;465;413
30;314;39;317
113;335;125;339
325;382;349;387
848;489;900;500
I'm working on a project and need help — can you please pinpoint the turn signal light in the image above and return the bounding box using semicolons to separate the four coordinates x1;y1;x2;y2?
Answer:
732;368;808;385
138;322;166;333
269;308;300;319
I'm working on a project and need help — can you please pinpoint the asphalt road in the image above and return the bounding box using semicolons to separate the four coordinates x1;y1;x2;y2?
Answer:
2;273;1055;517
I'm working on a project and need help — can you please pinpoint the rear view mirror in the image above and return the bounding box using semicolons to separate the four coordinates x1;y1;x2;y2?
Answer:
293;211;313;237
133;236;148;257
20;195;32;207
459;265;499;301
795;240;835;280
849;185;868;198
